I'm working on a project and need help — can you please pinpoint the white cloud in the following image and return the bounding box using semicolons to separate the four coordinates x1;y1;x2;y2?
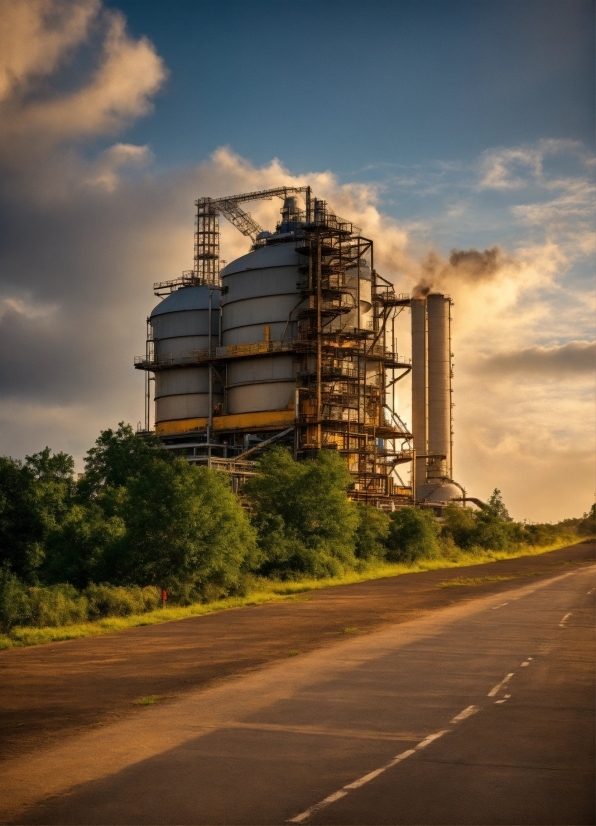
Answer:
478;139;582;190
0;294;59;320
83;142;152;192
0;2;166;145
0;0;99;103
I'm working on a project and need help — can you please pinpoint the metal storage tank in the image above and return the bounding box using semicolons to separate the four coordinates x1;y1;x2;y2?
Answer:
150;285;221;425
220;241;304;415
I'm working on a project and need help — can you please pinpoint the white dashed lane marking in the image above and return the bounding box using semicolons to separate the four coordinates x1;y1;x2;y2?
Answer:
287;731;448;823
450;705;479;724
559;612;572;627
287;674;518;824
487;672;514;697
492;602;508;610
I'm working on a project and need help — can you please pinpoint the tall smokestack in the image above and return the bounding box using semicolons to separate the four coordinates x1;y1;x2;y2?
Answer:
411;297;428;498
426;293;452;481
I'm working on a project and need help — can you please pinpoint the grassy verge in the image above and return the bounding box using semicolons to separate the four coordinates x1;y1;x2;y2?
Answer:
0;536;589;651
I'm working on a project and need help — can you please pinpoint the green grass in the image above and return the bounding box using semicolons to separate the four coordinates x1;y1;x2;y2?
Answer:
0;536;589;651
440;575;516;587
135;695;164;705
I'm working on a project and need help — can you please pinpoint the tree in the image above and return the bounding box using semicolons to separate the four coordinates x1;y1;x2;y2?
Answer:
25;448;75;534
386;507;439;563
244;447;360;578
472;489;515;550
484;489;511;522
25;447;74;482
0;457;45;582
118;458;257;594
78;423;169;499
43;503;126;589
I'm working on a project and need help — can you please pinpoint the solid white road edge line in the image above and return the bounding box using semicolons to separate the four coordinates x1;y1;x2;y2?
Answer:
488;672;514;697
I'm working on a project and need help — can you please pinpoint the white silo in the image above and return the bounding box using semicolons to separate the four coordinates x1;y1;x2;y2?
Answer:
220;238;305;416
150;285;221;427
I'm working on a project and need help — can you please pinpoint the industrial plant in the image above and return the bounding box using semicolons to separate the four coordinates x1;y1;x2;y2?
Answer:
135;187;463;509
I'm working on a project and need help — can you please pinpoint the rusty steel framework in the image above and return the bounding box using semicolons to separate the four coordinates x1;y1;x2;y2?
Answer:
291;197;412;500
136;187;414;505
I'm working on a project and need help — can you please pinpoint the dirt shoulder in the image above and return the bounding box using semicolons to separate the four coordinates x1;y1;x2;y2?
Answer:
1;541;593;763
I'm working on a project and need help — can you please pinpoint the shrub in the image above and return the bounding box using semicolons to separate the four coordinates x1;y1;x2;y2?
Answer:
441;503;475;549
85;583;160;619
0;565;31;632
354;504;391;561
27;583;88;627
386;507;440;563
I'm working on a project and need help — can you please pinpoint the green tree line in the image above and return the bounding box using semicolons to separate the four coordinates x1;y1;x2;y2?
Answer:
0;424;593;633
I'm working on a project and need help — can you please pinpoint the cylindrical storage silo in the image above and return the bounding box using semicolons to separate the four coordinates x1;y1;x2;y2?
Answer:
426;293;451;480
221;242;304;415
150;285;221;426
411;297;428;497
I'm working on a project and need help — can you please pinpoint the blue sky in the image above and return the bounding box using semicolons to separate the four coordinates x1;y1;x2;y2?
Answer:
115;0;594;176
0;0;593;520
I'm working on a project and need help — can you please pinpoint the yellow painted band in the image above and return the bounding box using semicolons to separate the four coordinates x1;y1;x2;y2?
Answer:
155;409;296;436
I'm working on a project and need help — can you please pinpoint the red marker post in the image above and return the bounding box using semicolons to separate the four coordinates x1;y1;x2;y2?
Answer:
161;588;168;608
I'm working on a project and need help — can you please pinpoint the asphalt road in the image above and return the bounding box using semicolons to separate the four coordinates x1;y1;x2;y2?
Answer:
1;541;593;763
3;552;594;825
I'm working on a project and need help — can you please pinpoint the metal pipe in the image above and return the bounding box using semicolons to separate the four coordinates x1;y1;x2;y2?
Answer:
235;427;294;460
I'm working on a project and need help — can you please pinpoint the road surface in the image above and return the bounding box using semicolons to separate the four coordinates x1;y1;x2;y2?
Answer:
1;541;592;763
1;548;593;824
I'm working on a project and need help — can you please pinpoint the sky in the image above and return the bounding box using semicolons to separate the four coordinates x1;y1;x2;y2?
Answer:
0;0;594;522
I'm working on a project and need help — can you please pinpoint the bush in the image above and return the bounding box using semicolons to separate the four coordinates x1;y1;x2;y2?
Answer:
0;565;31;632
85;583;160;620
354;504;391;561
386;507;439;563
28;584;88;627
441;504;477;549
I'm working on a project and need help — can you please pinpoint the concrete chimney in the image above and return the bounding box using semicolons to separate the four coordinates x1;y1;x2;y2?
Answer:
410;297;428;498
426;293;452;481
